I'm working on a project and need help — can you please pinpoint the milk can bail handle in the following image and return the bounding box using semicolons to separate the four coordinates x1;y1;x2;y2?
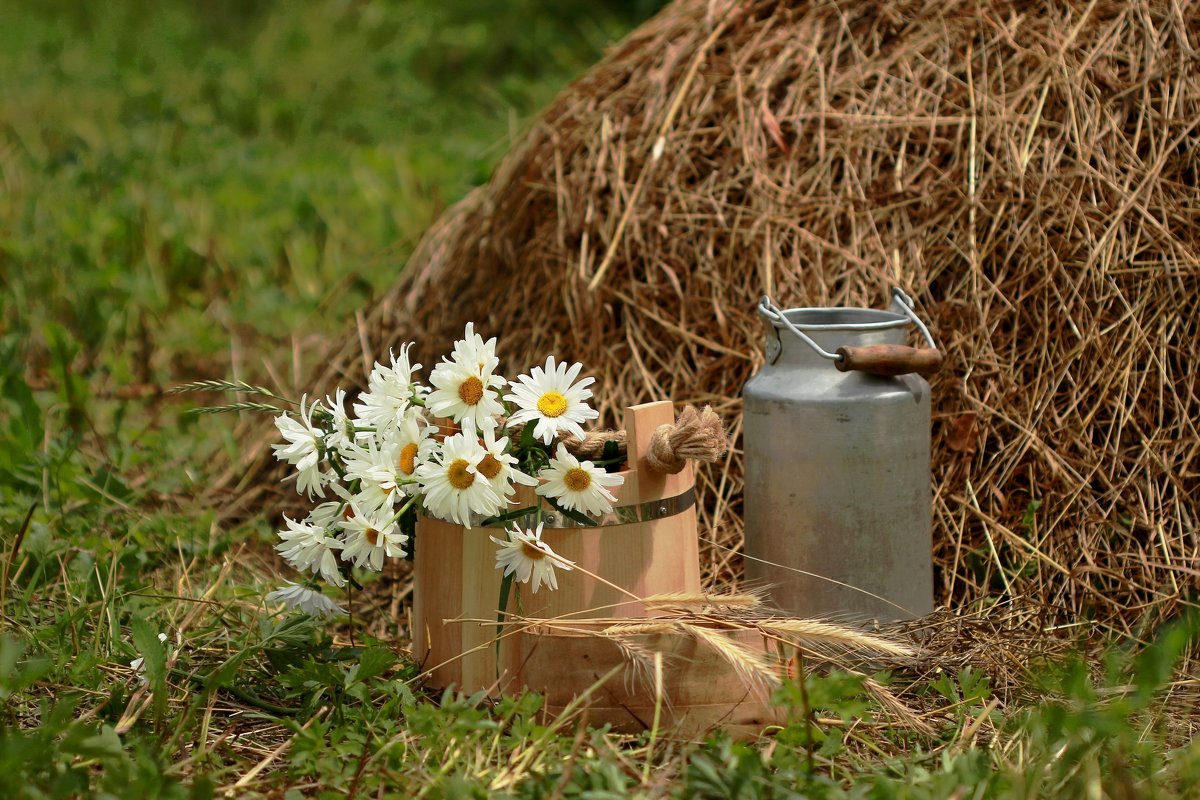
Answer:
889;288;938;350
759;290;943;377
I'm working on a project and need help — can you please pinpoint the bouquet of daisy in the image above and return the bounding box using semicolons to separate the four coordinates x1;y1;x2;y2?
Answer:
183;323;626;617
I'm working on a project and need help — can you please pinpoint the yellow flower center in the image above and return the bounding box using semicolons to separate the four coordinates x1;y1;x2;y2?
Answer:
536;391;568;418
447;458;475;490
477;454;502;480
398;442;419;475
458;376;484;406
366;528;381;546
563;467;592;492
520;541;548;561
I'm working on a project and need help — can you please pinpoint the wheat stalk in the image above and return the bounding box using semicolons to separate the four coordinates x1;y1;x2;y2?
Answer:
675;622;779;693
187;402;287;416
608;635;665;697
862;677;938;738
755;619;917;659
167;379;294;403
643;591;762;609
601;622;676;636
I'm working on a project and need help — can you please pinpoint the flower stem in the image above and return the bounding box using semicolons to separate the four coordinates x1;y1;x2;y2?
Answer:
388;495;419;527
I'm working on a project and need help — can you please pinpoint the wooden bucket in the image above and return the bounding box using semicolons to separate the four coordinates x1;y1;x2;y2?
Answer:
411;400;702;693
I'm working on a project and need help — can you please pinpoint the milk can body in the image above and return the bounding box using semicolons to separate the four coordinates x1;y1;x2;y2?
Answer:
742;298;935;621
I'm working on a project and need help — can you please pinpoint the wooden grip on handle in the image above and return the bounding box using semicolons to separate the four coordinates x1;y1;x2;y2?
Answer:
835;345;943;378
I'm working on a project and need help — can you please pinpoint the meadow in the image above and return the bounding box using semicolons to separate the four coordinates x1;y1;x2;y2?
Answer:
2;1;1198;797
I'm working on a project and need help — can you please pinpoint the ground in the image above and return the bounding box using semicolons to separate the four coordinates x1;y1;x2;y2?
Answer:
1;2;1198;797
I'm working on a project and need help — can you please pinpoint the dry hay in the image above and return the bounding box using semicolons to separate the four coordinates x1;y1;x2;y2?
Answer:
234;0;1200;636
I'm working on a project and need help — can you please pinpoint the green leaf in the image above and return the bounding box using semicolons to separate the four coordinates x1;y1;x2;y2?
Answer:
0;635;51;699
130;620;166;685
481;506;538;528
1022;499;1042;530
598;439;626;472
545;496;598;527
261;612;319;648
401;504;417;561
130;618;167;717
0;336;42;454
44;322;88;433
496;571;514;670
205;648;255;693
518;420;537;450
63;725;124;759
79;465;135;505
1131;608;1199;707
345;647;397;688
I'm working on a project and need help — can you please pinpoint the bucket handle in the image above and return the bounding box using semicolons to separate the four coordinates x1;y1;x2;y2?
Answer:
759;289;943;378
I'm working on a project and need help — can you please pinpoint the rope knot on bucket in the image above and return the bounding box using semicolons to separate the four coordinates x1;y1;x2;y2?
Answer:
543;404;728;473
645;405;728;474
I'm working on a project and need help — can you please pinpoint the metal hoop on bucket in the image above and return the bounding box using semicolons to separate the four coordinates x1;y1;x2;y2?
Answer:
485;486;697;530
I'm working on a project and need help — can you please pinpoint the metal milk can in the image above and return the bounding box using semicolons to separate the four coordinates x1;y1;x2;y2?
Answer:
742;288;942;621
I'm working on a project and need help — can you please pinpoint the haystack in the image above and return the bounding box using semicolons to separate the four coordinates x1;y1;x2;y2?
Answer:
249;0;1200;633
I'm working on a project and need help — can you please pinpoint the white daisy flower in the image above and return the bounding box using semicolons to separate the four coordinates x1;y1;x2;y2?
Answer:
308;483;353;529
266;582;347;618
341;437;408;513
322;388;357;454
387;409;436;493
339;503;409;571
426;323;506;435
340;409;430;511
490;523;573;593
274;515;346;587
536;444;624;517
476;426;537;503
271;395;330;498
415;432;503;528
504;356;599;445
353;344;424;432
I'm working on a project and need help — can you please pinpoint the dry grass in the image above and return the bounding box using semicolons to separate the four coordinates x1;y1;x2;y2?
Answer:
230;0;1200;639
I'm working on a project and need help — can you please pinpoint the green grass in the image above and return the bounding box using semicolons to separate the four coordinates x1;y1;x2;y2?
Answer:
2;1;1199;797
